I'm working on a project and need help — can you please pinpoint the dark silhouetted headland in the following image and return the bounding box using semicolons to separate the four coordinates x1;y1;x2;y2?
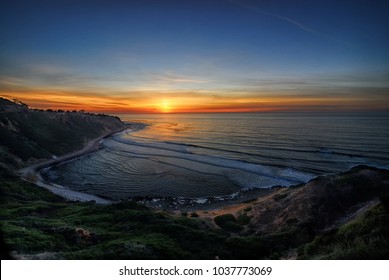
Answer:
0;97;125;171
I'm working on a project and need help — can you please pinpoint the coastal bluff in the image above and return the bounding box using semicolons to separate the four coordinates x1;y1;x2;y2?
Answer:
0;97;126;171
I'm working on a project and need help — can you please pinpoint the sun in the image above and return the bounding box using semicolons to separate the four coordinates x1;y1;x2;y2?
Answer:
160;99;171;113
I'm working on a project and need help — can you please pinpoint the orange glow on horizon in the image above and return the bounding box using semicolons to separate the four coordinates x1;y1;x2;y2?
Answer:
1;88;388;114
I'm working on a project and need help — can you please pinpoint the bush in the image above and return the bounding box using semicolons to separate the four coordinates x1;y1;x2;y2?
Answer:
214;214;243;232
243;207;252;212
236;214;251;225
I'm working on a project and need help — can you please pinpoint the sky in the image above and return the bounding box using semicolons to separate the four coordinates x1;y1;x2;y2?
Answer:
0;0;388;113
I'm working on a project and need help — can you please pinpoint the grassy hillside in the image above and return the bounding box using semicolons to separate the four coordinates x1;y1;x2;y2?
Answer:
1;166;388;259
0;171;271;259
299;202;389;259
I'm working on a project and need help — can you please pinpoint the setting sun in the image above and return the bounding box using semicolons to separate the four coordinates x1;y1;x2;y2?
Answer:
160;99;172;113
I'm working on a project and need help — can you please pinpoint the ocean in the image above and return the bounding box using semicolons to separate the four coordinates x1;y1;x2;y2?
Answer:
41;112;389;200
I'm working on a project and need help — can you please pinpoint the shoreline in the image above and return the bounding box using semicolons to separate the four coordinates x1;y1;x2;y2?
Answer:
133;186;280;212
18;122;282;208
19;125;127;204
17;120;386;211
14;123;320;209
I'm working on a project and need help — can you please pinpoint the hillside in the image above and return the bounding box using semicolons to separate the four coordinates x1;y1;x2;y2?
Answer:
196;165;389;259
1;165;388;259
0;98;125;171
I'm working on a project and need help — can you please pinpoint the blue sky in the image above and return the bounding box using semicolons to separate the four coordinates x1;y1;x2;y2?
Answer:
0;0;388;112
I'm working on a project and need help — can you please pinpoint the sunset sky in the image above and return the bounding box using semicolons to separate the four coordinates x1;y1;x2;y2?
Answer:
1;0;388;113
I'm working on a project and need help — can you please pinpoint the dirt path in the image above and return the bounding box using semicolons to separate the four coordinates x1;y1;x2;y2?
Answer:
194;200;257;219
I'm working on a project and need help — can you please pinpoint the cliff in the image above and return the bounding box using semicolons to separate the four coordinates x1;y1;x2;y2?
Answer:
0;98;126;171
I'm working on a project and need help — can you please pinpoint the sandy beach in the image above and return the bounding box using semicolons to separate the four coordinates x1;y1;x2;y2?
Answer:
19;126;127;204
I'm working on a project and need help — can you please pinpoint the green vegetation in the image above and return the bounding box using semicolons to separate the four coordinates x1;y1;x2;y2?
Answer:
2;167;388;259
243;207;252;212
236;214;251;225
214;214;244;232
299;202;389;259
0;171;280;259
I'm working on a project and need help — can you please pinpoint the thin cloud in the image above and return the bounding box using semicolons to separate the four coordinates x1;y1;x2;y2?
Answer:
228;0;313;32
145;72;208;84
228;0;346;44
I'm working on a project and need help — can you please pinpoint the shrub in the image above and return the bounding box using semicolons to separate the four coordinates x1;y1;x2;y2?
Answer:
236;214;251;225
214;214;243;232
273;192;288;201
243;207;252;212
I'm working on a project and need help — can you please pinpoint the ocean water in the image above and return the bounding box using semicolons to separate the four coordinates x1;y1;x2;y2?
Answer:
42;112;389;200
